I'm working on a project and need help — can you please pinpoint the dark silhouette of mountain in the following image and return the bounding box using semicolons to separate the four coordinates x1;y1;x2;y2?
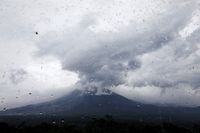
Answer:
1;89;200;121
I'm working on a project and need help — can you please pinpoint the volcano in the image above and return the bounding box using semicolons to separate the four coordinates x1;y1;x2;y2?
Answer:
1;90;200;121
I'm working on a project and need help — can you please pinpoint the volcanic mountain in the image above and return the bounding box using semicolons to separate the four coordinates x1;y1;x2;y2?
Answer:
1;89;200;121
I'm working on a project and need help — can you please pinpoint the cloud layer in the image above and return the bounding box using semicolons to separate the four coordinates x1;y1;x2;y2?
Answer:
0;0;200;108
35;1;200;107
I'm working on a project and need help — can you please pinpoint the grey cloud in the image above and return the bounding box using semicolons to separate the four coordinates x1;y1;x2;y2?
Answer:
0;69;27;86
36;1;200;106
8;69;27;85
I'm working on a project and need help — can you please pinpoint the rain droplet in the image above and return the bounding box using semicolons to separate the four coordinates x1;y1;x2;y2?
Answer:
39;112;43;115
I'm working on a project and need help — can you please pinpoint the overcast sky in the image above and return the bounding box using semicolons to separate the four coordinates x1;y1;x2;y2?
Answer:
0;0;200;109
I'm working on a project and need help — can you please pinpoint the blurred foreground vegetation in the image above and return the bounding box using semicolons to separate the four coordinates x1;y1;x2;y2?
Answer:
0;115;200;133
